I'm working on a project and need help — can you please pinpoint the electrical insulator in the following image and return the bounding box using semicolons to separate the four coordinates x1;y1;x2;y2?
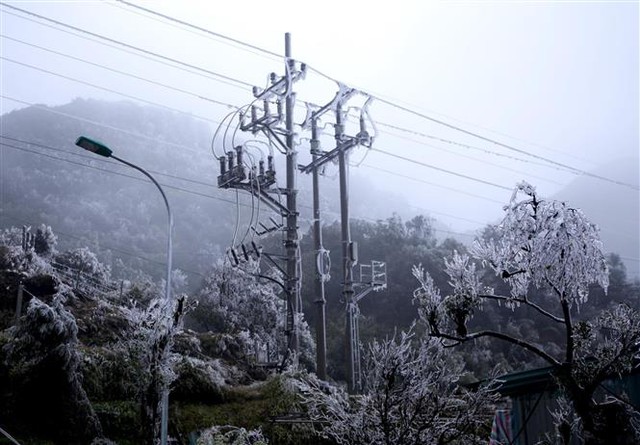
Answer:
227;151;235;171
241;244;250;262
219;156;226;175
251;105;257;122
310;138;319;154
270;72;277;83
277;100;283;119
259;160;265;176
264;100;270;117
235;146;243;167
231;247;240;266
267;155;274;173
349;241;358;266
251;241;261;258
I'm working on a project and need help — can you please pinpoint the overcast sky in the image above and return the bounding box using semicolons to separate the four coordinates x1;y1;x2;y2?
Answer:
1;0;638;235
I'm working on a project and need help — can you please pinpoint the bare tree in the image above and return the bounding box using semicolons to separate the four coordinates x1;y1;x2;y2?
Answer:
413;182;640;444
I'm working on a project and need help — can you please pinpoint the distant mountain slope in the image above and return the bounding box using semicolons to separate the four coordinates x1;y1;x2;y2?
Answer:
554;157;639;279
0;99;234;285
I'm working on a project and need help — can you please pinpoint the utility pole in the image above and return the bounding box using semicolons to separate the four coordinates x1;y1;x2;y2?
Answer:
219;33;304;361
300;90;377;393
335;102;358;393
310;118;327;380
220;37;386;387
14;282;24;326
284;33;300;354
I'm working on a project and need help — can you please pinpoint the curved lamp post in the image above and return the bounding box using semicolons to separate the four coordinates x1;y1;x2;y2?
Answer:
75;136;173;445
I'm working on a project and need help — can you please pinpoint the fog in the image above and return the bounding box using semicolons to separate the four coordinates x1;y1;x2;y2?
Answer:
1;0;638;256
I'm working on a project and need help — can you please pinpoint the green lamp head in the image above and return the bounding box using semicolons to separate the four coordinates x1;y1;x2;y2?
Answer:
75;136;113;157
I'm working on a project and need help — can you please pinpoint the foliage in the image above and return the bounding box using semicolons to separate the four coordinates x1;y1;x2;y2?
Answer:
196;426;268;445
4;292;103;443
413;182;640;444
189;261;316;370
296;326;497;445
34;224;58;257
0;227;53;277
118;295;188;443
297;213;462;381
55;246;111;285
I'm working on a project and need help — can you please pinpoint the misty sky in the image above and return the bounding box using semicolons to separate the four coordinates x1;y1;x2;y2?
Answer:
1;0;638;237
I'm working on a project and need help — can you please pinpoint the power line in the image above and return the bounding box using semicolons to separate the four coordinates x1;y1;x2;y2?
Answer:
0;4;255;89
375;125;564;187
371;97;639;191
0;140;243;206
0;214;206;277
1;95;209;156
0;8;250;92
1;96;502;228
305;65;639;191
371;148;512;191
3;97;630;241
20;0;628;192
8;136;636;252
112;0;282;60
10;139;632;257
105;0;610;174
376;121;571;173
2;136;495;239
6;4;612;192
1;33;238;110
359;163;504;204
1;56;221;124
333;78;603;168
0;135;218;189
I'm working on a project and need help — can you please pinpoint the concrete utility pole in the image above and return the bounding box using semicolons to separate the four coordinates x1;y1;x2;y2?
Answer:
220;33;304;361
310;119;327;380
14;282;24;326
223;36;384;387
335;102;358;394
300;91;377;393
284;33;300;354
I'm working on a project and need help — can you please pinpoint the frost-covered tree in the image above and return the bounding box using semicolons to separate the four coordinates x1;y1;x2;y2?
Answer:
0;226;52;276
296;327;496;445
190;261;315;369
55;247;110;287
196;426;268;445
34;224;57;257
4;293;103;442
413;182;640;444
120;295;188;444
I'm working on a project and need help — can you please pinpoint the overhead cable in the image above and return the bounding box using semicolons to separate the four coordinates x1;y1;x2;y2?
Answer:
1;95;209;156
1;4;254;88
112;0;282;60
1;8;249;91
1;56;222;124
371;148;512;191
1;34;238;110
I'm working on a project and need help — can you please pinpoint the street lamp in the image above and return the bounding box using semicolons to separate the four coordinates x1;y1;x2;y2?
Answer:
75;136;173;445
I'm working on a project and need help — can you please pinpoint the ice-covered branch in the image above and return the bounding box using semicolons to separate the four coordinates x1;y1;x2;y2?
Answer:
478;293;564;323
